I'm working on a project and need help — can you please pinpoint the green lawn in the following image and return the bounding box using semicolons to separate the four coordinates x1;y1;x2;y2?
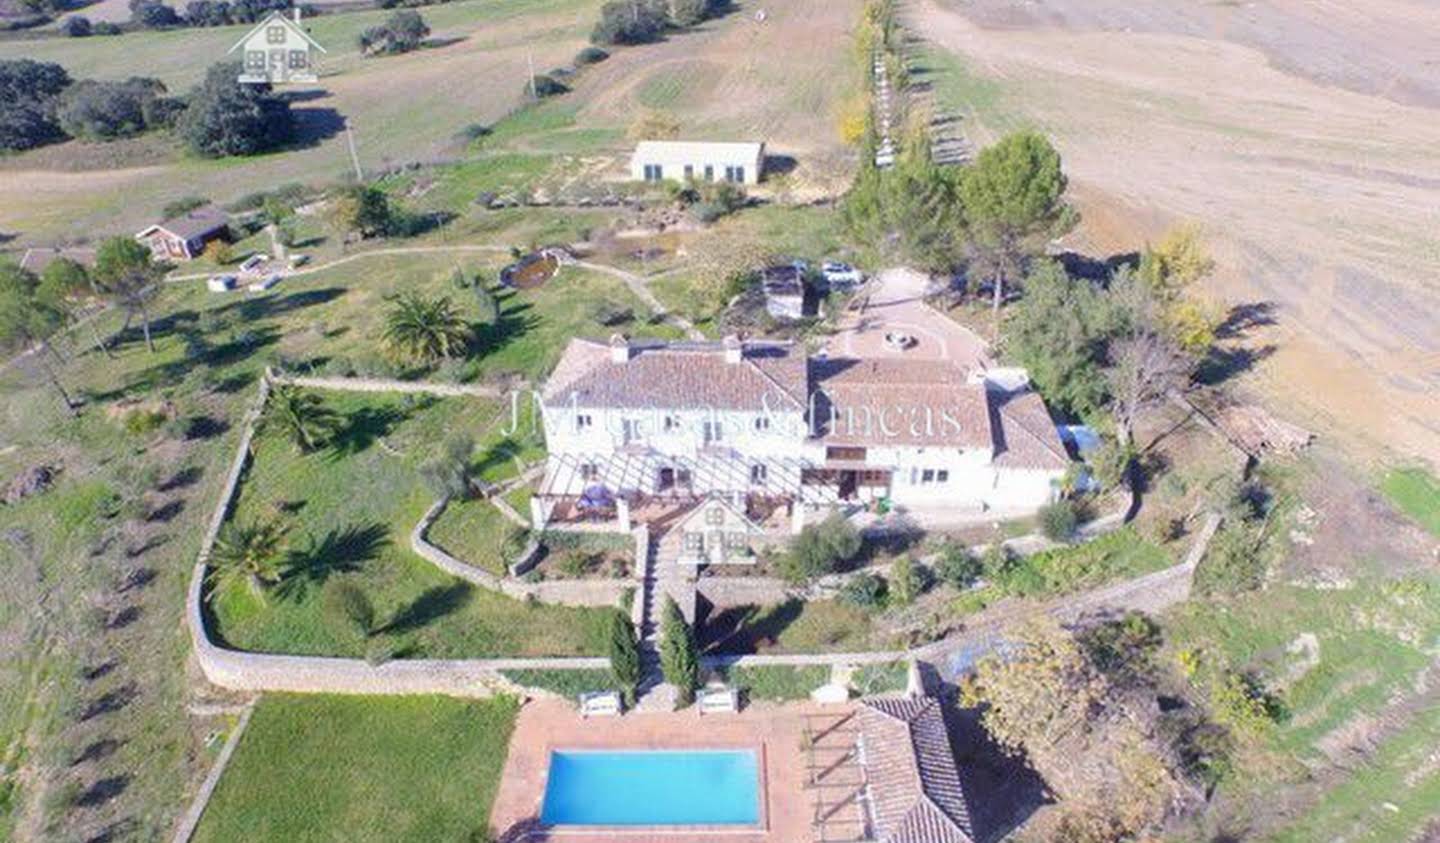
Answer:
993;527;1174;598
192;695;518;843
1380;467;1440;537
499;668;615;698
426;498;519;576
210;389;616;658
723;665;829;701
704;599;878;655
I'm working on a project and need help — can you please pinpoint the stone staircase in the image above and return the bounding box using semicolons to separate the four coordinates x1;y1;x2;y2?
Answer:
632;526;698;713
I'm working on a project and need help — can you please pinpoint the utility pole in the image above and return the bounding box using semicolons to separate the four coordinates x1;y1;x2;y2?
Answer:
344;124;363;181
526;48;537;101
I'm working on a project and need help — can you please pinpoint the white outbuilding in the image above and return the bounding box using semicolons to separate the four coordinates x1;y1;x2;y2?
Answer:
629;140;765;185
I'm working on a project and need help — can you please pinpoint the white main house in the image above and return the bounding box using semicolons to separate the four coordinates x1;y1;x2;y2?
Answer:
531;335;1070;537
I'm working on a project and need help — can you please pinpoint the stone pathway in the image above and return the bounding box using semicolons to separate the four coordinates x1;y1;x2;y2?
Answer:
633;526;699;712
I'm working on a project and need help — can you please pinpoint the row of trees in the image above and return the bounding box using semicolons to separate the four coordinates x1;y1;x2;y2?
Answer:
605;596;700;707
0;58;295;157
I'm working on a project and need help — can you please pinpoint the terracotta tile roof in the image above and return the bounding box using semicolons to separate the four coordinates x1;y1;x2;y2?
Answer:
136;205;230;241
859;697;975;843
989;387;1070;471
542;337;807;412
811;357;992;449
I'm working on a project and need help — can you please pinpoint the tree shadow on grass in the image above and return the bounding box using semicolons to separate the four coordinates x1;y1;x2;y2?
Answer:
327;404;412;458
276;522;390;600
700;600;804;655
379;582;474;635
473;294;539;357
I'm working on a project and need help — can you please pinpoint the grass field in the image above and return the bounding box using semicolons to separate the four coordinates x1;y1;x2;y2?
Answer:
1161;576;1440;840
1380;467;1440;537
704;599;878;655
192;694;518;843
210;389;616;658
723;665;829;701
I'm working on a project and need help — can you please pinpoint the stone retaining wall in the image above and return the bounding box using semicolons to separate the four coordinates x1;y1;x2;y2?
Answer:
272;372;506;398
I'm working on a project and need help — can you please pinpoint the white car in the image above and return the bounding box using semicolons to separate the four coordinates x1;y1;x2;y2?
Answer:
821;261;864;288
247;274;281;292
206;275;236;293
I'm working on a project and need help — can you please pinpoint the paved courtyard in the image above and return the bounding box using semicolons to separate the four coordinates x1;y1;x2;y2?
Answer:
826;267;992;369
490;698;847;842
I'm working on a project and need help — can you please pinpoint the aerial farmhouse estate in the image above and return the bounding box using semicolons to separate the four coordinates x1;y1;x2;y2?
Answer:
532;335;1069;540
630;140;766;185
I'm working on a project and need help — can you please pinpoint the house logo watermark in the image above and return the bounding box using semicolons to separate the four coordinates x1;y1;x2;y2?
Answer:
228;9;326;85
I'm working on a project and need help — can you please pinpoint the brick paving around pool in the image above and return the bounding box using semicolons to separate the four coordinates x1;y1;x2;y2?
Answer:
490;698;850;842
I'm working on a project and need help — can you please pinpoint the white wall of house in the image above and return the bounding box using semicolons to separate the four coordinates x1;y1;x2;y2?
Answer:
629;141;764;185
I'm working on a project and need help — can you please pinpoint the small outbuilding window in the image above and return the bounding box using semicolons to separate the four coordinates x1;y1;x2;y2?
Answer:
266;24;286;43
288;49;308;69
642;163;663;181
750;464;767;485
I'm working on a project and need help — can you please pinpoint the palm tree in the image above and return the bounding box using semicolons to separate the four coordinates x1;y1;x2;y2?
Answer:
206;518;290;603
262;384;341;453
382;291;471;365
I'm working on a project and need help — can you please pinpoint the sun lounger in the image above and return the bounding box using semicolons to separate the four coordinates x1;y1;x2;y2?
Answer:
698;685;739;715
579;691;622;717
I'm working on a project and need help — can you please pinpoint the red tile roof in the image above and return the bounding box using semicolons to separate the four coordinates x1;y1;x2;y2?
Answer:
811;358;992;449
859;697;975;843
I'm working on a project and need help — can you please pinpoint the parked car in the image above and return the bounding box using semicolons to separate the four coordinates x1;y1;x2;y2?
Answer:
206;275;236;293
247;273;281;292
821;261;864;289
238;254;267;274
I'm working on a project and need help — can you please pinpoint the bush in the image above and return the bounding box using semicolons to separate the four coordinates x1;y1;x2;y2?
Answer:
1208;671;1281;736
358;9;429;55
61;15;91;35
177;62;294;157
1039;499;1079;542
1192;522;1266;597
591;0;666;44
529;73;567;98
936;540;981;589
839;572;886;609
574;46;609;65
132;0;181;27
607;612;641;706
57;77;170;140
94;21;122;34
659;597;699;704
889;557;929;606
0;59;71;152
778;513;862;584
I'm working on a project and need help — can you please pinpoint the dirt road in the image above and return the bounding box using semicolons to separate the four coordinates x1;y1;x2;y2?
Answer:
913;0;1440;467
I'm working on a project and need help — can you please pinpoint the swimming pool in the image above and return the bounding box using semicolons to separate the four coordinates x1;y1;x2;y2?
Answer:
540;749;760;826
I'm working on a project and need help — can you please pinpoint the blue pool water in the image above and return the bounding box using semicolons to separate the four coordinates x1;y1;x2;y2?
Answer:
540;749;760;826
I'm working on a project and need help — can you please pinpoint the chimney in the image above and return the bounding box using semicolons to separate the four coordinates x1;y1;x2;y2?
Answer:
293;6;301;23
721;333;743;364
608;333;631;363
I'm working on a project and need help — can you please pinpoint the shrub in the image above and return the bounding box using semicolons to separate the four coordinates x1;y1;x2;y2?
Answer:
840;573;886;609
1090;436;1136;491
936;540;981;589
889;557;929;605
61;15;91;35
132;0;181;27
574;46;609;65
321;579;374;637
123;408;168;435
778;513;862;584
1039;499;1079;542
1078;611;1160;683
0;59;71;152
94;21;122;34
667;0;714;26
529;73;567;98
1208;671;1281;736
358;9;429;55
591;0;666;45
177;62;294;157
980;540;1013;579
163;195;209;218
203;239;232;265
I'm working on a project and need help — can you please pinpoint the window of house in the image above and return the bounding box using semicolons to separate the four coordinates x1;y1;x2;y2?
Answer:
725;532;748;552
288;49;307;69
703;421;723;445
703;165;715;182
575;414;592;430
936;469;949;483
643;163;663;181
245;50;266;71
622;418;640;444
753;416;770;432
705;505;725;526
683;164;694;180
663;415;679;432
683;531;704;552
826;446;867;462
675;468;693;487
266;25;286;43
580;463;598;480
750;464;767;485
724;165;745;183
918;469;949;485
921;469;936;484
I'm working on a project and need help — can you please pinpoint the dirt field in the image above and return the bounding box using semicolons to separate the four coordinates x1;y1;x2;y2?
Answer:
913;0;1440;469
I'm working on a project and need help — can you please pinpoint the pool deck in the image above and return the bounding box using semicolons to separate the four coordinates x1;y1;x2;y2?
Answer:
490;698;844;842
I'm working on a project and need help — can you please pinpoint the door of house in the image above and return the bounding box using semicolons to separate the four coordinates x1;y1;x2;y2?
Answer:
838;471;858;500
268;49;287;82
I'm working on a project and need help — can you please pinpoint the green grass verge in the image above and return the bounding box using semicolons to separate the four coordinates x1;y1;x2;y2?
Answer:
993;527;1173;598
210;390;616;658
851;660;909;695
499;668;616;698
724;665;829;701
192;695;517;843
1380;467;1440;537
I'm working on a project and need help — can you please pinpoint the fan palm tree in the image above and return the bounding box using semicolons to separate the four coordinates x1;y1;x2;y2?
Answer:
262;384;341;453
206;518;290;603
382;291;472;365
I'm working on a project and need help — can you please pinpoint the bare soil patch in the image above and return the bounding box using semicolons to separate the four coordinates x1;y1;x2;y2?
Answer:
915;0;1440;467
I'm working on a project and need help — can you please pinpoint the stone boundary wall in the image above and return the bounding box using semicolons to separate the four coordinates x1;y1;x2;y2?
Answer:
272;372;505;398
